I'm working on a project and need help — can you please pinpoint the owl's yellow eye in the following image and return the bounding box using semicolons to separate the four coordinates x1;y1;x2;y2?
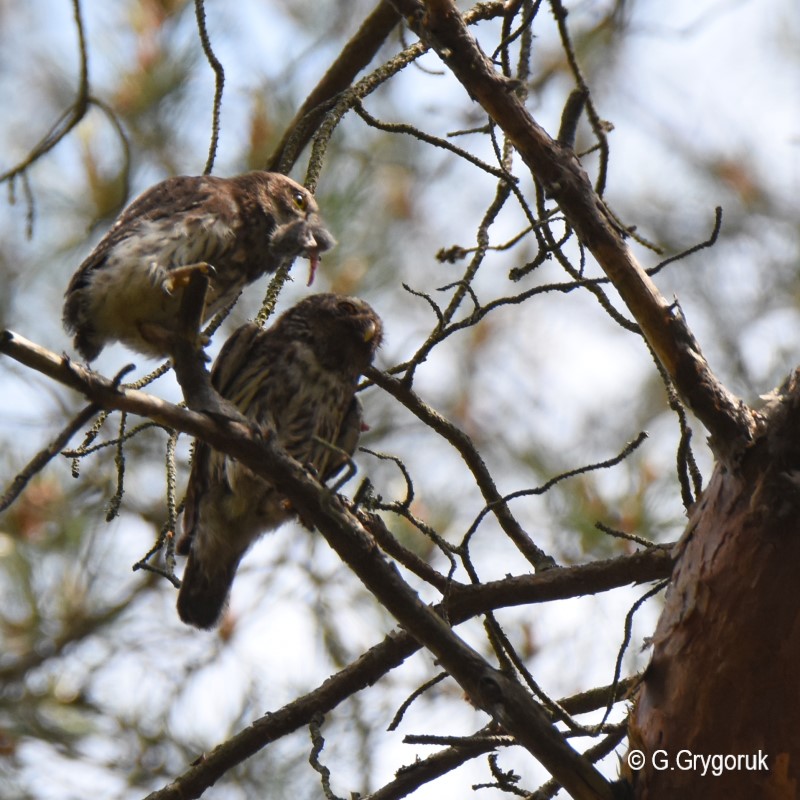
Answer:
292;191;307;210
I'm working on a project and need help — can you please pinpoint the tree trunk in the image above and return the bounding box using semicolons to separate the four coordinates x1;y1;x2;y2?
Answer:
628;372;800;798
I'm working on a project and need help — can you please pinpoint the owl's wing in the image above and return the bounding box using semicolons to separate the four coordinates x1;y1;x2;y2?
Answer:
176;438;211;556
178;323;274;552
209;322;288;420
320;396;363;483
65;176;239;291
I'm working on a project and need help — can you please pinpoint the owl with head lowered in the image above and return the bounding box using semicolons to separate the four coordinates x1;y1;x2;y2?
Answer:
175;293;383;630
63;171;335;362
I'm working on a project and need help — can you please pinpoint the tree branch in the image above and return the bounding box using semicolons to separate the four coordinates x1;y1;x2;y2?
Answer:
0;0;91;186
390;0;757;464
142;543;668;798
0;402;99;512
194;0;225;175
267;1;401;172
364;727;502;800
367;366;556;571
1;330;628;800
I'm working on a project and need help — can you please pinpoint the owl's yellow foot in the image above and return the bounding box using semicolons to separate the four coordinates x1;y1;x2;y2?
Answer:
161;262;215;295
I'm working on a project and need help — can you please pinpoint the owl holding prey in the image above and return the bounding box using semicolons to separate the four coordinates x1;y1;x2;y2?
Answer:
176;293;383;630
63;171;335;362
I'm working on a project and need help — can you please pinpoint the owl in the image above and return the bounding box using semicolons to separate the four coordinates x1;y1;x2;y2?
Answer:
63;171;335;361
175;293;383;629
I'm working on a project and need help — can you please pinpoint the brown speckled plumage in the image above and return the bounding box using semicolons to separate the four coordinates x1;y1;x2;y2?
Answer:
175;293;382;629
63;171;335;361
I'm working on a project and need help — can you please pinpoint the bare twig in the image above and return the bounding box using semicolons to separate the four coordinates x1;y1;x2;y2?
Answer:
649;206;723;277
462;432;649;544
105;411;128;521
366;727;508;800
268;1;401;172
367;366;556;572
595;522;654;549
194;0;225;175
354;100;516;182
598;580;668;729
549;0;611;195
557;88;588;148
392;0;756;464
309;714;345;800
388;672;449;731
1;330;673;800
0;403;99;513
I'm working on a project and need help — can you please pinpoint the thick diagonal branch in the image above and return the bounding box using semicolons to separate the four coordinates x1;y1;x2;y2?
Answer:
391;0;756;463
139;544;669;800
1;329;615;800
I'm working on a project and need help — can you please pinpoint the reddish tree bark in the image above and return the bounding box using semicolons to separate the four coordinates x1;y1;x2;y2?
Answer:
629;373;800;798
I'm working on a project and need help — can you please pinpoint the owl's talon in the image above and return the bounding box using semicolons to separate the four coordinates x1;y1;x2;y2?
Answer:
195;392;247;424
163;262;214;295
194;332;212;361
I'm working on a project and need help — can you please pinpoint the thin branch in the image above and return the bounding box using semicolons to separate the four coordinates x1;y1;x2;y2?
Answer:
560;674;641;718
367;366;556;572
354;100;516;182
549;0;611;196
194;0;225;175
403;731;513;747
462;432;648;544
268;1;401;172
594;522;654;550
0;0;90;186
476;751;527;795
597;580;668;729
105;411;128;521
388;672;449;731
0;403;99;513
309;714;345;800
557;88;587;148
360;447;416;508
63;420;162;459
404;178;518;382
648;205;723;277
377;736;496;800
392;0;757;464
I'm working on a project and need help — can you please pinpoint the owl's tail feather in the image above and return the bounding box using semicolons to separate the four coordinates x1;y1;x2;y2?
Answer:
177;551;239;629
